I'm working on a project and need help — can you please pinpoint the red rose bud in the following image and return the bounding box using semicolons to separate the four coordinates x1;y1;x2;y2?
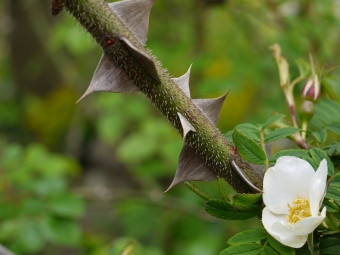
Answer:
301;74;320;101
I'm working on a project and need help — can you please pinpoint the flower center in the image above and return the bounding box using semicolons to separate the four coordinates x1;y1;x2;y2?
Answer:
287;197;311;224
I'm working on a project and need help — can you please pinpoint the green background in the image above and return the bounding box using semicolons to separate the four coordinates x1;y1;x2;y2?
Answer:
0;0;339;254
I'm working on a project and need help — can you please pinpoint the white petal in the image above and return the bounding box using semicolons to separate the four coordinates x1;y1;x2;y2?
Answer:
262;207;307;248
263;156;315;214
271;221;308;248
310;159;328;216
262;207;284;235
292;209;326;235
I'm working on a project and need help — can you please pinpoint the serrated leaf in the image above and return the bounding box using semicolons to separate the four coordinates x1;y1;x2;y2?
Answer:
269;149;309;164
327;122;340;135
220;243;262;255
261;245;279;255
319;234;340;255
330;172;340;187
320;100;340;119
310;100;340;129
228;228;267;245
323;199;339;213
303;156;318;169
328;143;340;156
309;148;334;175
261;114;285;129
233;129;266;165
235;123;261;142
264;127;300;143
267;236;295;255
205;199;261;220
325;186;340;201
236;123;260;133
233;193;262;206
314;105;335;125
310;115;324;129
312;129;327;143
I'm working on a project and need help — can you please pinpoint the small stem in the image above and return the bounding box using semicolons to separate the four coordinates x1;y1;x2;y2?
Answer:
292;132;309;149
184;182;210;201
301;120;308;140
284;86;299;128
282;86;308;149
259;129;269;170
291;76;304;88
307;233;316;255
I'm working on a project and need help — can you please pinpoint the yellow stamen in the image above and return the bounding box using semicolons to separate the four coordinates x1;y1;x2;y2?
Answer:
287;197;311;224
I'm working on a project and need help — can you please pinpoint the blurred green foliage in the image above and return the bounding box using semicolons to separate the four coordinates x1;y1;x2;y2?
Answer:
0;0;339;254
0;141;84;254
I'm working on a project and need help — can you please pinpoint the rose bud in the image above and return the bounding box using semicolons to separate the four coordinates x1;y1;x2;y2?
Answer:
301;74;320;101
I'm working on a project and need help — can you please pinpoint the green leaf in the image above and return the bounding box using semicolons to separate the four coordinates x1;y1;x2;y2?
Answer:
261;114;285;129
303;156;318;169
48;193;85;218
261;245;279;255
323;199;339;213
267;236;295;255
310;100;340;128
0;220;19;240
319;100;340;119
41;216;82;246
16;220;45;253
269;149;309;164
309;148;334;175
314;103;336;125
233;128;266;165
312;129;327;143
325;186;340;201
228;228;267;245
32;177;67;197
224;130;234;144
327;121;340;135
205;199;261;220
330;172;340;187
319;234;340;255
327;143;340;156
108;238;139;255
264;127;300;143
220;243;262;255
233;193;262;206
235;123;261;142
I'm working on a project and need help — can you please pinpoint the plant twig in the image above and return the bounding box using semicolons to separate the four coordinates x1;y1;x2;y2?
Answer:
184;182;211;201
63;0;264;192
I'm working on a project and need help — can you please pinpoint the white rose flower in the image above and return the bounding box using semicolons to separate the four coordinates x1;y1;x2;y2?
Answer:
262;156;328;248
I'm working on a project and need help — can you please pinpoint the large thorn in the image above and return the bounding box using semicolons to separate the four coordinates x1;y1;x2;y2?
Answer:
231;161;262;193
172;64;192;97
77;54;139;102
165;144;216;192
177;112;196;139
193;92;228;126
109;0;155;45
120;37;160;83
